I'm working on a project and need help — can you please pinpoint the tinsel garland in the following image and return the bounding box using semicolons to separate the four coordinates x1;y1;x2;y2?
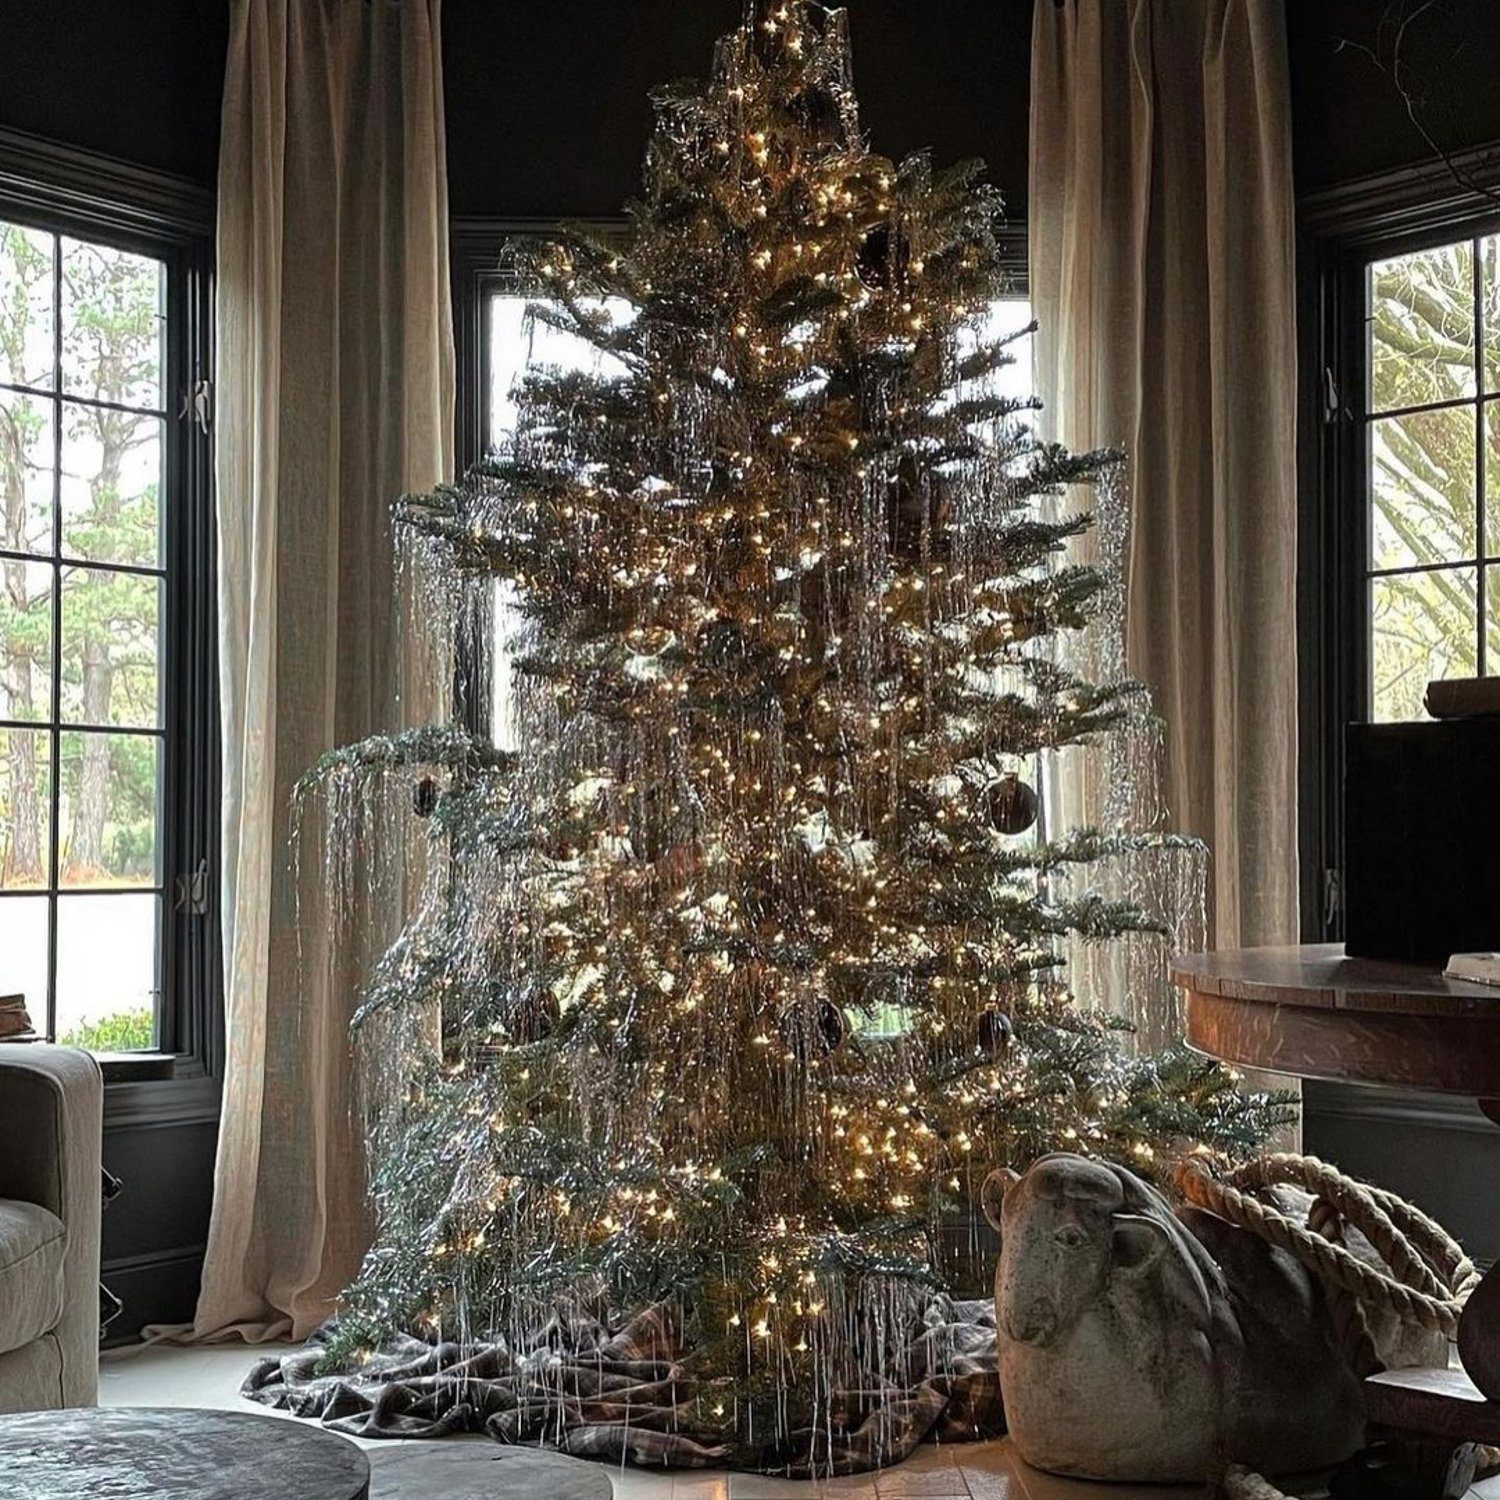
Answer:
290;0;1294;1470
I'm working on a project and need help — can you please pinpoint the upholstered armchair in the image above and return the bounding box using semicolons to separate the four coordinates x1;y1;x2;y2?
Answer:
0;1045;103;1411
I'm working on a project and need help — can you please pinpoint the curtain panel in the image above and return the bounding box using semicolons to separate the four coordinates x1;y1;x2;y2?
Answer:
1029;0;1300;954
192;0;454;1341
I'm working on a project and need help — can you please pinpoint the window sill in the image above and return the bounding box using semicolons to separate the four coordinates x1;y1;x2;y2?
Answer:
95;1051;177;1085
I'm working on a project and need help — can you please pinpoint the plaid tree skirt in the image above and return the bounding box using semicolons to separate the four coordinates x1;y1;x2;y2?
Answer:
243;1296;1004;1475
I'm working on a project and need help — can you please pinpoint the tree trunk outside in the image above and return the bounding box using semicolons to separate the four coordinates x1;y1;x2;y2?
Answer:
0;612;44;887
1;413;45;888
69;638;113;879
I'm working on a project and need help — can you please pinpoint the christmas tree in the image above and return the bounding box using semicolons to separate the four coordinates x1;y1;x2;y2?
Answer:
300;0;1287;1469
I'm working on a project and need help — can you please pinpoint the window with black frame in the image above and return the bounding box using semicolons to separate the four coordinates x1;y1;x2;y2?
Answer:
477;281;1036;751
0;187;215;1056
1362;231;1500;721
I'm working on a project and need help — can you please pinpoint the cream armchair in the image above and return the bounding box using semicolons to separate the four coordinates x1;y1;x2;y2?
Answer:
0;1045;102;1411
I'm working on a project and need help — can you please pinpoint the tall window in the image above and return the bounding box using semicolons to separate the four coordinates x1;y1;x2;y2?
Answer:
1363;233;1500;720
0;195;214;1054
480;290;1034;748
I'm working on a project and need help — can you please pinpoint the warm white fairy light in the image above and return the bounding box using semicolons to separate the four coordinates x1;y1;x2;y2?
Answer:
303;0;1285;1462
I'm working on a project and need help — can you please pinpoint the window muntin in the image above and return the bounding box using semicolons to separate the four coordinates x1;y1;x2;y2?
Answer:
1364;234;1500;721
0;219;169;1049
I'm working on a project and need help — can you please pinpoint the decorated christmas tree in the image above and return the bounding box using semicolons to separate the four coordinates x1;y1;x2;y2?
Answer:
297;0;1287;1471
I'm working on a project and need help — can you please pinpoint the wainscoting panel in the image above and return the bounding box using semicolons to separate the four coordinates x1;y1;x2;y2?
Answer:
101;1115;218;1343
1303;1080;1500;1266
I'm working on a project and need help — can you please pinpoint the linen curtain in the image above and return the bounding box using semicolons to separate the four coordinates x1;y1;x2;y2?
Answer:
192;0;454;1341
1029;0;1299;955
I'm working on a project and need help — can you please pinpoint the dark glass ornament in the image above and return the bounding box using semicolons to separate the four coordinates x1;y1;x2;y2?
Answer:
856;223;909;292
817;998;848;1053
982;773;1038;835
780;998;849;1059
412;775;439;818
978;1007;1013;1056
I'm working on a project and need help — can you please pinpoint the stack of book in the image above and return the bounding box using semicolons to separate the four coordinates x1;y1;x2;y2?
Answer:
0;995;36;1042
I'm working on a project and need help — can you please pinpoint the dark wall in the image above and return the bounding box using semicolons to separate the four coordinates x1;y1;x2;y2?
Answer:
1288;0;1500;193
8;0;1500;212
443;1;1036;220
0;0;227;184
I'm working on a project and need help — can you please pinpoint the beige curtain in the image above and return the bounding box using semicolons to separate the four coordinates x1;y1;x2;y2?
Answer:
192;0;454;1341
1030;0;1299;953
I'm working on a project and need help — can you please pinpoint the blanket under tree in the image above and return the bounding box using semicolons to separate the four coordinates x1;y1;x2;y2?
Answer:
243;1296;1003;1475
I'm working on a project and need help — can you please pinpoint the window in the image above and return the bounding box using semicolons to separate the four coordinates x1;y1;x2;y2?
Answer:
484;291;633;750
478;286;1034;751
0;153;216;1059
1303;161;1500;941
1363;233;1500;721
475;277;1033;1039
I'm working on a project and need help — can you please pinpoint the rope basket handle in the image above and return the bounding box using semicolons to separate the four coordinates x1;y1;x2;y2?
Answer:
1173;1156;1466;1340
1221;1153;1451;1302
1174;1154;1490;1500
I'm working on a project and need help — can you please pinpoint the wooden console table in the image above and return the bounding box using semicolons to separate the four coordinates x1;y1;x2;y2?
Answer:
1172;944;1500;1446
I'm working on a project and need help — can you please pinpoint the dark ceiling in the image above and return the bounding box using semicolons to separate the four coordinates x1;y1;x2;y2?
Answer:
1;1;1499;213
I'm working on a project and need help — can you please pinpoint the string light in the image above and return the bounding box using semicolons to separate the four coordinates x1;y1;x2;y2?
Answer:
305;0;1288;1457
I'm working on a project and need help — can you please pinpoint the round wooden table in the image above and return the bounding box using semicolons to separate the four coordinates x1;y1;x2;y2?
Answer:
0;1406;370;1500
1173;944;1500;1447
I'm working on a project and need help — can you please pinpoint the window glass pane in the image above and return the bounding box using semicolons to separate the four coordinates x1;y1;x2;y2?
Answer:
487;292;632;751
487;293;632;446
0;895;49;1030
0;726;50;890
1488;401;1500;561
1370;566;1478;722
0;222;55;391
61;402;163;566
60;237;163;411
60;568;160;729
0;389;55;556
1488;566;1500;676
55;891;157;1049
1484;235;1499;397
1370;241;1476;413
1370;406;1476;571
1;557;53;721
57;729;159;887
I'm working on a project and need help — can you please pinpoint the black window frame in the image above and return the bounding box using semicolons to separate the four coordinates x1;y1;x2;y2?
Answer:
1300;142;1500;942
0;127;220;1099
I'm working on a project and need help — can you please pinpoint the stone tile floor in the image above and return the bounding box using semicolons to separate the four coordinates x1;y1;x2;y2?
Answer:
100;1341;1500;1500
